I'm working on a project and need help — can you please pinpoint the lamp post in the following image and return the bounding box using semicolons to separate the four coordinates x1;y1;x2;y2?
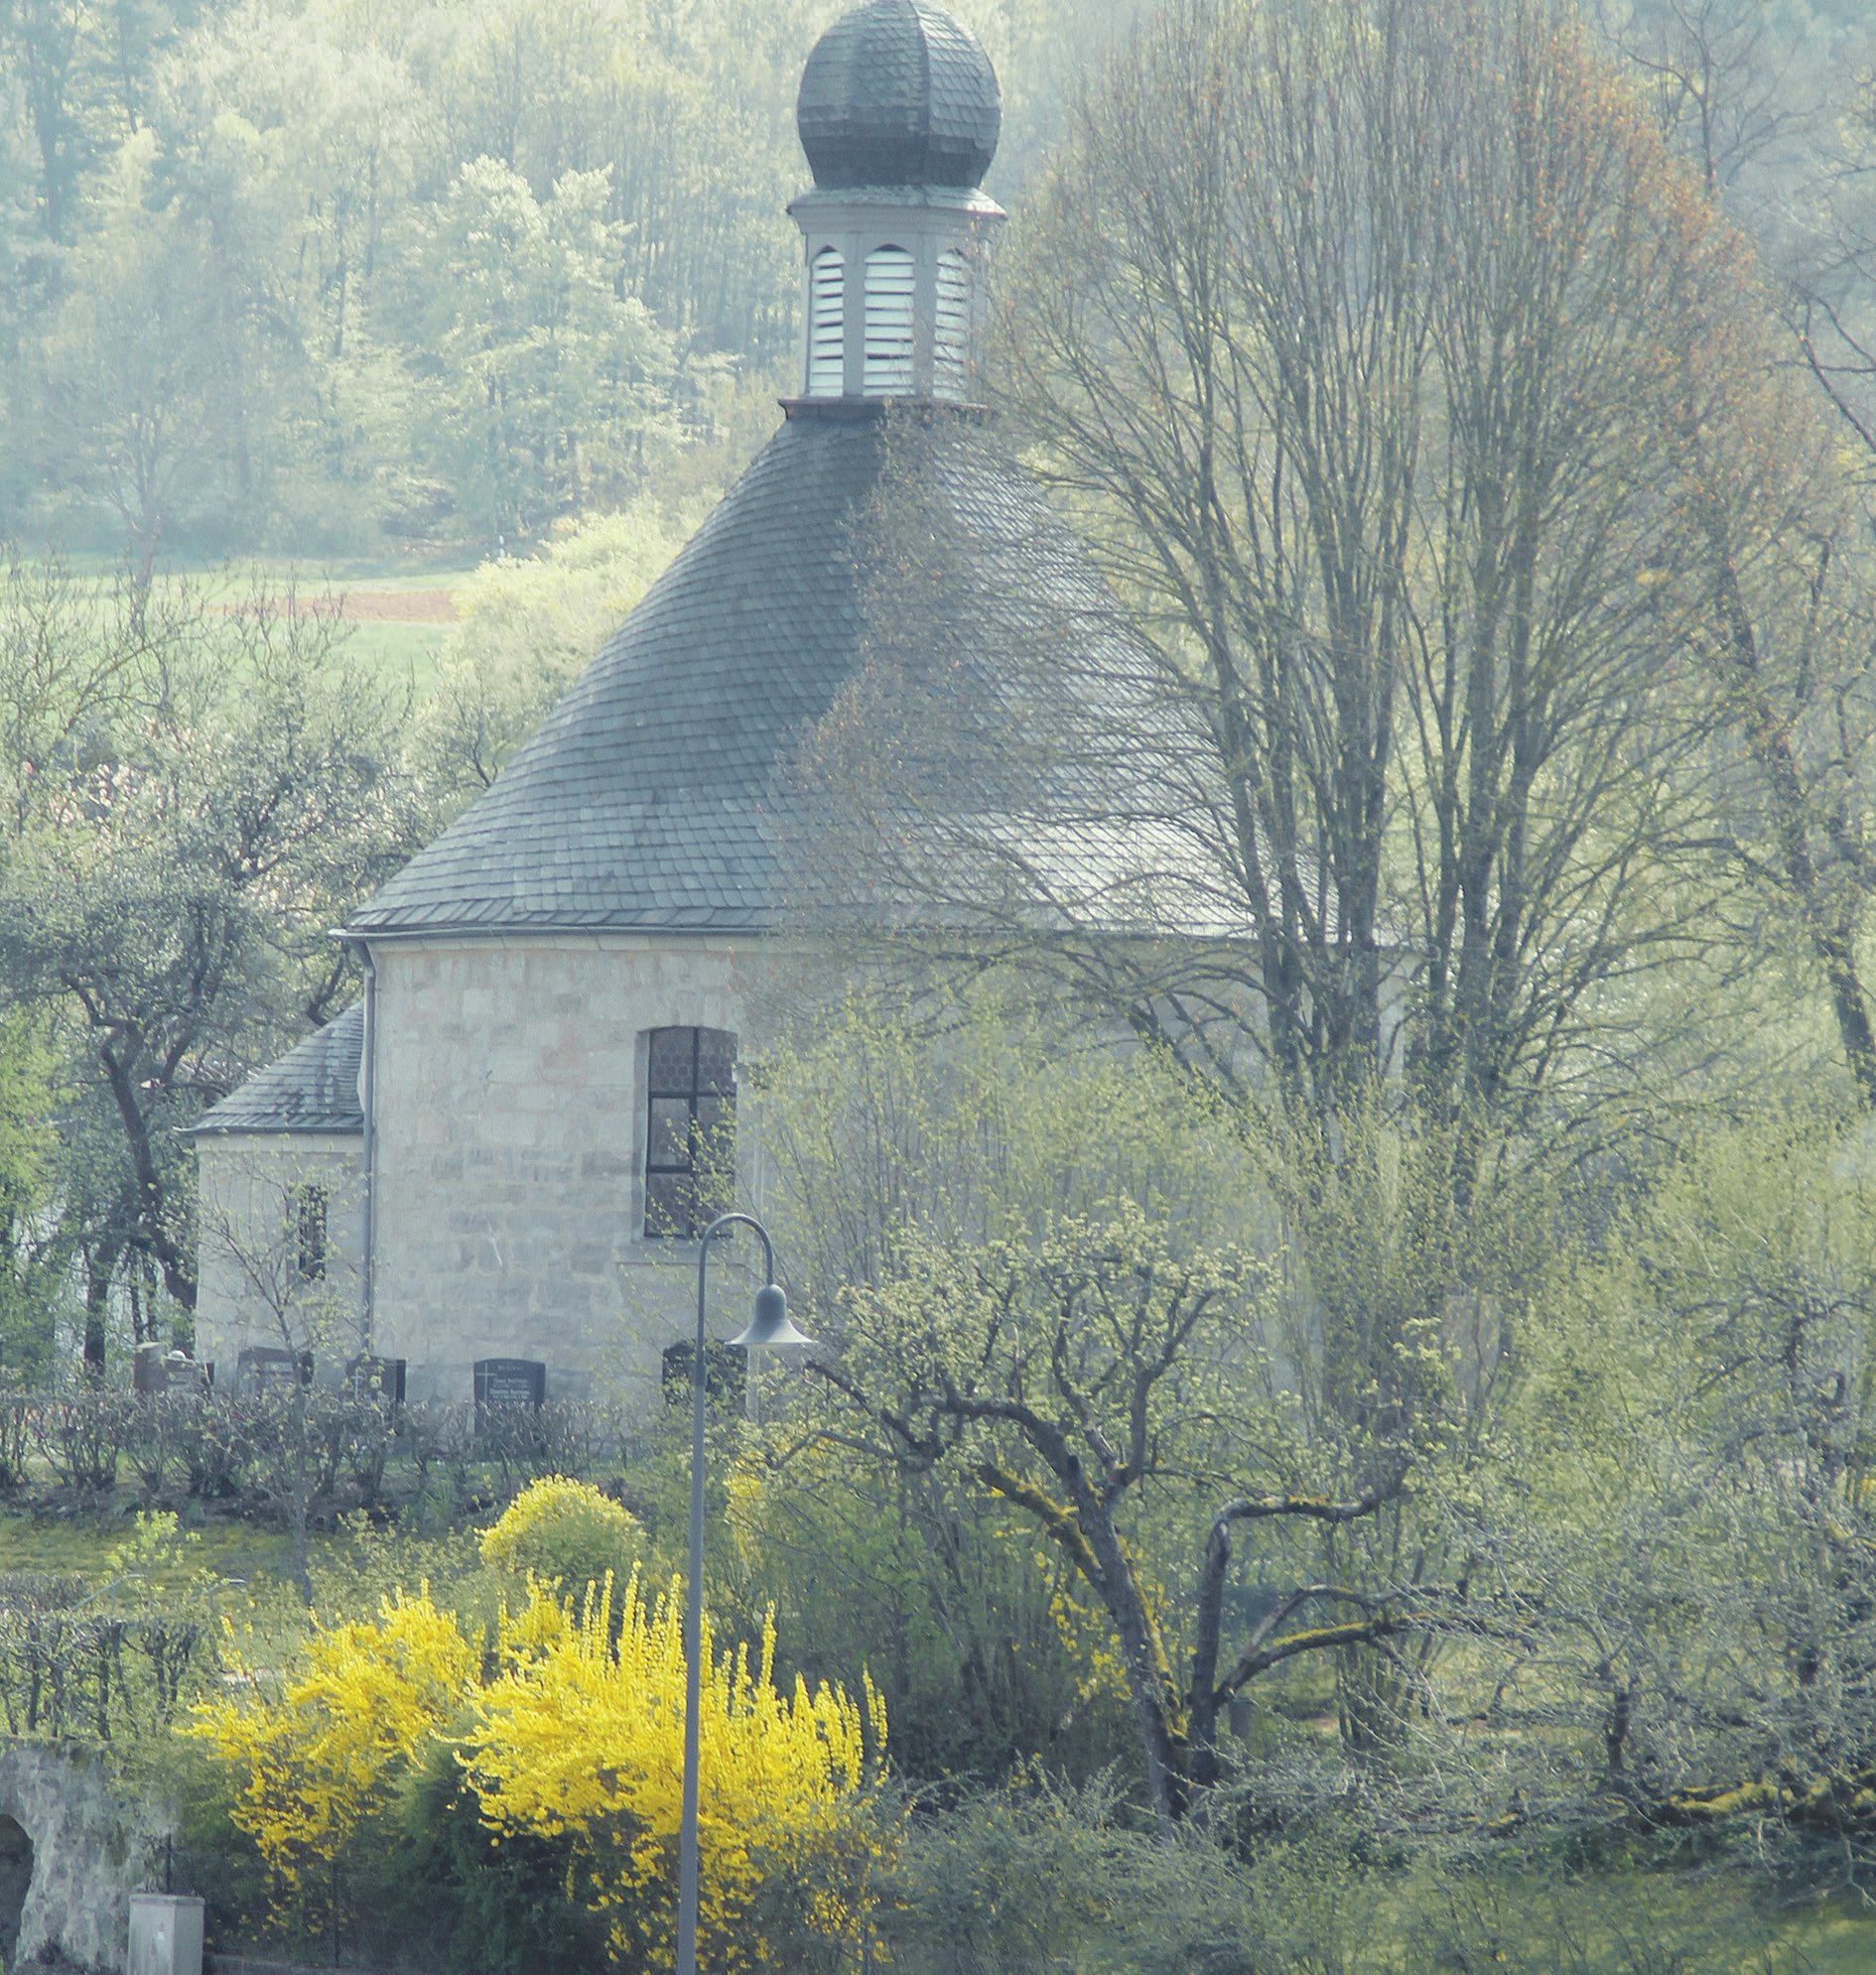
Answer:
676;1211;815;1975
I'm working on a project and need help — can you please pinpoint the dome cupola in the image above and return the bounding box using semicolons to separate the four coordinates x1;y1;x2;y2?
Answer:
797;0;1002;190
787;0;1005;404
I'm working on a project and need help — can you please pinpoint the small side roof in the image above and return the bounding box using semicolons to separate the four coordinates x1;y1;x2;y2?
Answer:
188;1002;364;1136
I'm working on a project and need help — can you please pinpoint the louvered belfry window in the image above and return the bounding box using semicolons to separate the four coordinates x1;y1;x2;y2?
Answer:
808;246;845;395
933;248;971;401
644;1027;737;1239
864;245;915;394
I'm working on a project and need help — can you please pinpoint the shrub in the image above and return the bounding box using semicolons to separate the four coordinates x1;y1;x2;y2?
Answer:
126;1391;187;1502
405;1401;474;1501
479;1476;644;1605
181;1585;476;1925
180;1558;891;1972
33;1388;129;1490
174;1394;250;1498
466;1569;892;1973
0;1387;31;1489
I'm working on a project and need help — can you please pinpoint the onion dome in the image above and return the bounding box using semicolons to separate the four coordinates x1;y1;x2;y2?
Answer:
797;0;1002;191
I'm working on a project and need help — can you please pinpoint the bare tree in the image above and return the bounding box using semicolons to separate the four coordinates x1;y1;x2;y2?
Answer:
199;1164;360;1602
1597;0;1819;203
787;0;1764;1146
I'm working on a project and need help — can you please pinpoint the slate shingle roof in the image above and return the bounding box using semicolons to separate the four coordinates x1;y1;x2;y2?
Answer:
188;1002;364;1135
345;405;904;939
797;0;1001;190
342;400;1219;945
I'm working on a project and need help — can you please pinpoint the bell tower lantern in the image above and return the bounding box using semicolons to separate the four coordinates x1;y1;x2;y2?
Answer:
789;0;1005;403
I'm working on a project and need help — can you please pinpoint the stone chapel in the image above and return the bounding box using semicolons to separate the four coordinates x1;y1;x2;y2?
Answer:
189;0;1151;1407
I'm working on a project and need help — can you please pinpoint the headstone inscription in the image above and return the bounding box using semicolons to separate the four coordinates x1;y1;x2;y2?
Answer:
473;1358;545;1409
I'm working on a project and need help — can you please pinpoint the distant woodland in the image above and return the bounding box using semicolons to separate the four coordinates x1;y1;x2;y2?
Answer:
0;0;1145;564
6;0;1868;572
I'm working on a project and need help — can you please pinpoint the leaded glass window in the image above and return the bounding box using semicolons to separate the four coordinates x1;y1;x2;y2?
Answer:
644;1027;737;1239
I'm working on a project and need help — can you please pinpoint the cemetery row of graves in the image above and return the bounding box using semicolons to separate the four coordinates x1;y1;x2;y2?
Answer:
0;1376;649;1512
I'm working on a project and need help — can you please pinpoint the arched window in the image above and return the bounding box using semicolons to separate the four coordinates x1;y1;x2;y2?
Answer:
644;1026;737;1238
864;244;915;394
807;246;845;396
933;248;971;401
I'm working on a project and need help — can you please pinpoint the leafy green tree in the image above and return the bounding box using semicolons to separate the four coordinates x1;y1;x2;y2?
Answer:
1521;1119;1876;1865
407;156;675;538
0;561;420;1363
0;0;177;245
0;1010;75;1379
32;132;234;583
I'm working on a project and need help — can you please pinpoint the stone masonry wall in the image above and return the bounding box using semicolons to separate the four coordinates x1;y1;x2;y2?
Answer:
195;1135;365;1389
367;934;783;1407
0;1738;169;1970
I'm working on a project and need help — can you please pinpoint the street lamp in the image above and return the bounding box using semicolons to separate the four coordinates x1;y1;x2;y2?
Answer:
676;1211;815;1975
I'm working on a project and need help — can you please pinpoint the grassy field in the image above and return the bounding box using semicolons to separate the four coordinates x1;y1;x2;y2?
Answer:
1781;1902;1876;1972
329;616;455;694
185;556;470;696
19;550;479;696
0;1498;307;1591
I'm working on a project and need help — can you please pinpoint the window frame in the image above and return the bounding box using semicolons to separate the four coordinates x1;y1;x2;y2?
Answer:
642;1026;737;1241
295;1182;329;1281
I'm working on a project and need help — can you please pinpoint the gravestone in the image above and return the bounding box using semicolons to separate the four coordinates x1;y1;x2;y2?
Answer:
165;1351;208;1394
233;1347;313;1397
350;1356;407;1405
132;1344;168;1396
473;1359;545;1409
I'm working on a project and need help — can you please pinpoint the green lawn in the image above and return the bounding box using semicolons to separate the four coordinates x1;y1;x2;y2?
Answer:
1789;1902;1876;1972
0;1500;297;1591
334;618;455;695
15;551;476;695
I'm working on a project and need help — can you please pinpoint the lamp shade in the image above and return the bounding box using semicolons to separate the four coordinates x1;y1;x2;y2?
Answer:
731;1281;816;1351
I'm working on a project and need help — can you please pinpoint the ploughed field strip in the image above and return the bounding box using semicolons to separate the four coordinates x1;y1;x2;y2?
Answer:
210;590;460;622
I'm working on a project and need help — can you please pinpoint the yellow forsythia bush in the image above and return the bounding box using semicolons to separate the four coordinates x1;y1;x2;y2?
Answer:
182;1585;476;1916
183;1556;890;1970
468;1567;891;1972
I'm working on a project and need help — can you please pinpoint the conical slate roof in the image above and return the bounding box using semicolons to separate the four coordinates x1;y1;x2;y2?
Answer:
345;405;895;938
189;1002;364;1135
342;400;1222;949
